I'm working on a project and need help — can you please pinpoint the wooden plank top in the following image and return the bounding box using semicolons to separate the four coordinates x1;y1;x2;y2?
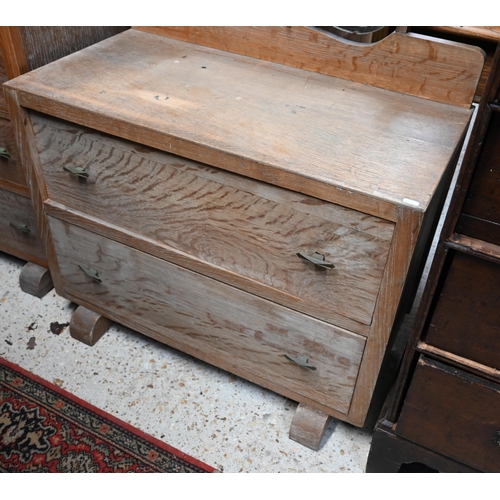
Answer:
134;26;485;109
5;29;474;218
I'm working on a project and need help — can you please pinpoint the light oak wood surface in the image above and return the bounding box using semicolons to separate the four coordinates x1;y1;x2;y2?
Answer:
134;27;485;108
0;188;46;266
5;27;482;431
31;112;394;332
6;29;474;221
0;116;25;188
48;215;366;417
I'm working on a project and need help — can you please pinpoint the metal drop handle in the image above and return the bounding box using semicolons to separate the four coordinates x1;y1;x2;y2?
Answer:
0;147;11;159
296;251;335;269
9;222;31;233
79;265;102;283
285;354;317;371
63;166;89;179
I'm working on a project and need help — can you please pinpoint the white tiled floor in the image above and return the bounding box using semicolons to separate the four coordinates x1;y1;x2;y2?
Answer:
0;250;379;473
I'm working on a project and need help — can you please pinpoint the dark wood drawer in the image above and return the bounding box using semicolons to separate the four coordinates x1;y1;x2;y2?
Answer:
397;356;500;473
0;188;46;264
31;112;395;334
457;111;500;246
0;116;26;187
47;214;366;417
424;250;500;370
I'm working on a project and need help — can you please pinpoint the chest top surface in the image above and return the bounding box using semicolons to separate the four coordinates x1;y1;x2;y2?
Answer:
5;29;476;218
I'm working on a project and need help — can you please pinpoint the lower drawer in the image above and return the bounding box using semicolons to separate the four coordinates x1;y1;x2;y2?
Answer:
47;215;366;417
397;356;500;472
0;117;26;188
0;188;46;264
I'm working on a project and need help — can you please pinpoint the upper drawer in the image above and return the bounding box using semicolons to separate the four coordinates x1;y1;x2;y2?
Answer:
457;111;500;246
424;250;500;371
397;356;500;473
31;112;395;333
48;215;366;416
0;46;8;116
0;116;26;187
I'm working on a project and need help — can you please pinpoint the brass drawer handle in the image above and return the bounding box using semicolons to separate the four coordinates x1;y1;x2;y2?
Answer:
9;222;31;233
63;166;89;179
0;146;11;159
285;354;317;371
78;265;102;283
296;251;335;269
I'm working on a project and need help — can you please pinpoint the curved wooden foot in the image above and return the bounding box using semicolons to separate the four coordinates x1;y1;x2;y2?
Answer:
19;262;53;298
289;403;332;450
69;306;112;346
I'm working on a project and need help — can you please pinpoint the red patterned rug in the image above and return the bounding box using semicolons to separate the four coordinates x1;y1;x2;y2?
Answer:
0;356;217;472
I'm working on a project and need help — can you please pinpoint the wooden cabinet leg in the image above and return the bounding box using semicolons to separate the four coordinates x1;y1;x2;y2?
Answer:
289;403;332;450
69;306;112;347
19;262;53;298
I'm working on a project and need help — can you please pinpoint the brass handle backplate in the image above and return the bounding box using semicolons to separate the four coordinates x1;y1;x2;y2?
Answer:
285;354;317;371
296;251;335;269
79;265;102;283
63;166;89;179
0;146;10;159
9;222;31;233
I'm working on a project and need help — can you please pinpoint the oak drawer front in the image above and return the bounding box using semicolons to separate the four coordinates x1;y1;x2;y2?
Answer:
397;357;500;473
0;117;26;187
0;188;45;261
47;215;366;415
424;251;500;370
32;112;395;332
0;47;7;115
457;112;500;246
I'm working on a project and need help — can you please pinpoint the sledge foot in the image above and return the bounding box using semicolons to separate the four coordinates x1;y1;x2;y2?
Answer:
19;262;53;298
289;403;332;450
69;305;112;346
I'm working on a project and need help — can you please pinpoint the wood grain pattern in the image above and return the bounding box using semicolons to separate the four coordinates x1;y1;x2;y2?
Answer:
429;26;500;43
48;215;366;416
5;91;61;289
31;112;394;332
19;261;53;298
0;116;26;187
69;306;112;346
0;45;8;116
0;188;46;265
5;29;473;219
347;207;423;425
134;27;485;108
17;27;129;73
397;356;500;473
289;403;332;450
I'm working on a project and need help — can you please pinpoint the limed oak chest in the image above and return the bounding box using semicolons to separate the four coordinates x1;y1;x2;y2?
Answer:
4;27;484;446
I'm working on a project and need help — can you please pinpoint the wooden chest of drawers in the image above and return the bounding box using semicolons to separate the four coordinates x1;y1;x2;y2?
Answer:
4;27;484;444
0;26;128;295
